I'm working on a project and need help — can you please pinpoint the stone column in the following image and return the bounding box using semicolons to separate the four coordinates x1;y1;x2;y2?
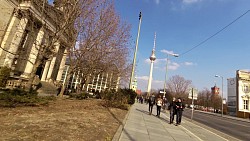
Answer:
0;10;22;57
99;74;104;92
116;76;121;91
104;73;108;90
41;60;51;81
56;49;67;81
2;16;28;67
70;72;76;88
74;71;80;89
21;28;44;78
95;74;100;91
45;41;60;81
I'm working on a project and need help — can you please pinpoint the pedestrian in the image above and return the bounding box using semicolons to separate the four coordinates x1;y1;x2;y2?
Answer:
148;94;156;115
169;97;176;124
156;95;163;117
163;97;168;110
176;97;184;125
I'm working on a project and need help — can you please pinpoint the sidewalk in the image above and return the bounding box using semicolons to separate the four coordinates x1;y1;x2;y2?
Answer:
113;102;239;141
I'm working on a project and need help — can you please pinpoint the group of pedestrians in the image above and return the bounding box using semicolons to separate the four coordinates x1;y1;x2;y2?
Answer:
148;94;163;117
169;97;185;125
148;94;185;126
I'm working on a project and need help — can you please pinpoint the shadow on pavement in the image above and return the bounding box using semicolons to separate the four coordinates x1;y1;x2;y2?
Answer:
136;108;149;115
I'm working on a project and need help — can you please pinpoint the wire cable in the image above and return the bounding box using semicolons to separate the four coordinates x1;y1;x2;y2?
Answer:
179;10;250;57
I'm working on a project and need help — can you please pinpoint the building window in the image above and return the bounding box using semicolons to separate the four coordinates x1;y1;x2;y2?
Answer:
243;100;248;110
243;84;250;93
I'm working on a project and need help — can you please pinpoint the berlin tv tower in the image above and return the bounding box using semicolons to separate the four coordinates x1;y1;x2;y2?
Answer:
147;32;156;96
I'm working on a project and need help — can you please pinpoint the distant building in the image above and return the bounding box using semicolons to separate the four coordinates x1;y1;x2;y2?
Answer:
227;77;237;116
211;85;219;95
86;73;120;92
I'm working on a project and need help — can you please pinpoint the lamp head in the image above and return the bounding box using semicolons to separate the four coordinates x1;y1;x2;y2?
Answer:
173;54;179;57
215;75;220;78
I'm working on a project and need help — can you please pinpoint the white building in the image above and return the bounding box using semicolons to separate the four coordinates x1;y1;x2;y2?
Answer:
227;70;250;118
236;70;250;118
0;0;70;90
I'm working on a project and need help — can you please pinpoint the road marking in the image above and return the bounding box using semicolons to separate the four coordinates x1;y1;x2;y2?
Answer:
161;112;203;141
180;125;203;141
162;111;230;141
184;119;229;141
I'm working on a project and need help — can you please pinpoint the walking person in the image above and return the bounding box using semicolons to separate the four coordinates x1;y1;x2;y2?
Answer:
156;95;163;117
169;97;176;124
175;98;184;125
148;94;156;115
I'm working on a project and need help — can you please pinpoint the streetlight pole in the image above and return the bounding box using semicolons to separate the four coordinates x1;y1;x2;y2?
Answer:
163;53;178;98
215;75;224;117
129;12;142;89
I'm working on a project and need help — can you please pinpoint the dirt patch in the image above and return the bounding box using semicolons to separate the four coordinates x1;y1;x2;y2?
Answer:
0;99;128;141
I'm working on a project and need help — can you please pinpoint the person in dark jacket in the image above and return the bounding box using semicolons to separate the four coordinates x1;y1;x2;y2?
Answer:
175;98;185;125
148;94;156;115
169;97;176;124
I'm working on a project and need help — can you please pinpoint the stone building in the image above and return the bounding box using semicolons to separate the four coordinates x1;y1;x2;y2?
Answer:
0;0;71;91
227;70;250;118
0;0;122;94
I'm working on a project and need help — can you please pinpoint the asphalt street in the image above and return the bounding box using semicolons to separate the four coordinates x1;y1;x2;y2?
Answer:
183;109;250;141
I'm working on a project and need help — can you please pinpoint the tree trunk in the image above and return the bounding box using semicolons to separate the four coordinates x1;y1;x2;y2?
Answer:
83;75;90;92
26;59;42;92
58;67;72;97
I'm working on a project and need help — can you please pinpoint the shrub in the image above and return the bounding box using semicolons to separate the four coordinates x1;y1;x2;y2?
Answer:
100;88;137;109
0;88;55;107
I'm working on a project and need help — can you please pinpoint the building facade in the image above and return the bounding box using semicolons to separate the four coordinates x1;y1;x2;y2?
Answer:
227;70;250;118
60;66;121;93
227;77;237;116
236;70;250;118
0;0;69;89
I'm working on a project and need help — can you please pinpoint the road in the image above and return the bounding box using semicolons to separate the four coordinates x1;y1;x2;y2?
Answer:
183;109;250;141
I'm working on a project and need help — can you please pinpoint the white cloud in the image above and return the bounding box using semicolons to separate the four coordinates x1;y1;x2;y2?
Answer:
184;62;195;66
155;0;160;5
153;80;164;84
182;0;202;4
160;49;174;55
169;62;180;70
137;76;149;81
137;75;164;92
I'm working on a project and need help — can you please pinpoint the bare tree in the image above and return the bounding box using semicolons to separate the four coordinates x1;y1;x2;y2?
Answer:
198;88;212;108
166;75;192;99
58;0;131;96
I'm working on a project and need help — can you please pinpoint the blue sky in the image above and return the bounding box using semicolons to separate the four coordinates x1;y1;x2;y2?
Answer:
115;0;250;98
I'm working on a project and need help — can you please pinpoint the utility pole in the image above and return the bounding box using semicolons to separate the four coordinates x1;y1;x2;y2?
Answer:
129;12;142;90
191;88;194;121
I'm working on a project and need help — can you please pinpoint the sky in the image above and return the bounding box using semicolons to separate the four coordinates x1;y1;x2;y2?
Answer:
114;0;250;99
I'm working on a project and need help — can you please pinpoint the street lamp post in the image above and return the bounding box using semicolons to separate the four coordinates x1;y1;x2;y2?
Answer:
215;75;224;117
129;12;142;89
163;53;179;98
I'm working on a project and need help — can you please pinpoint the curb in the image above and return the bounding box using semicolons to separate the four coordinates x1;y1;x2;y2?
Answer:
112;105;132;141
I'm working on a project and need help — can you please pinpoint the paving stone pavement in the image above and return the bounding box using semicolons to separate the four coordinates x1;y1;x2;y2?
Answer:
112;102;237;141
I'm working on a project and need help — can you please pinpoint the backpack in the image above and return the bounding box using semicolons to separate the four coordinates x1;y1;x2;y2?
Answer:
150;96;155;104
